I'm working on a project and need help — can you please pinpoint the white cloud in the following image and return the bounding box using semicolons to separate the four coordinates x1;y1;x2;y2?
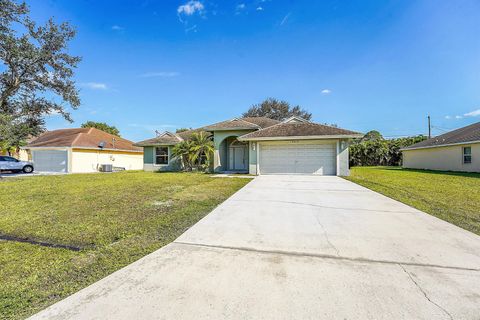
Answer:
321;89;331;95
81;82;107;90
139;72;180;78
236;3;246;10
455;115;463;119
464;109;480;117
445;115;451;119
256;6;264;11
111;25;124;31
177;1;204;16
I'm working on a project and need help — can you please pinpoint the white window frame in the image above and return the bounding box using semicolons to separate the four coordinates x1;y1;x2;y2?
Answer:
463;146;472;164
154;146;169;166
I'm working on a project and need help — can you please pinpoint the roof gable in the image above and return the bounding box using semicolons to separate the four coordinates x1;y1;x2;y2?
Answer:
135;131;183;146
282;116;310;124
202;117;280;131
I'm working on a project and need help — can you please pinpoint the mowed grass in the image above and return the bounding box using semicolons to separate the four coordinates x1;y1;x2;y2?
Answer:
0;171;250;320
345;167;480;235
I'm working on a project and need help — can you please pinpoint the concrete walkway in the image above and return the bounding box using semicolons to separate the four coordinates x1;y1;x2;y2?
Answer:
30;176;480;320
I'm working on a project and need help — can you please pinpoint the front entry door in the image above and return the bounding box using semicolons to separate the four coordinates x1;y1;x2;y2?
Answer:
233;147;246;170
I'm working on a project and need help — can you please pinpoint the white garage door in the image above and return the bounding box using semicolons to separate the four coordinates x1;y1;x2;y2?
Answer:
259;142;336;175
32;150;68;172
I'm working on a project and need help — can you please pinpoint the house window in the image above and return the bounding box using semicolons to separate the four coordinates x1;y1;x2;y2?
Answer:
155;147;169;165
463;146;472;164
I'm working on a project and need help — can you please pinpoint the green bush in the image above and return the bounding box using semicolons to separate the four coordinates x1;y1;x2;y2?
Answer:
349;132;426;167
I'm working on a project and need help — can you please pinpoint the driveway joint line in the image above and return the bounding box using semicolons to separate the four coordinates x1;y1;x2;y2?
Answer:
174;241;480;272
398;264;454;320
229;199;418;214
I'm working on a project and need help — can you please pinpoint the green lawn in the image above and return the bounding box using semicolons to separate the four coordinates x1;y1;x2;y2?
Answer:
0;172;250;320
345;167;480;236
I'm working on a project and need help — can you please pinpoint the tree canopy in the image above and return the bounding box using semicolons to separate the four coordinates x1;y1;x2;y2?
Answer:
242;98;312;121
81;121;120;136
0;0;80;152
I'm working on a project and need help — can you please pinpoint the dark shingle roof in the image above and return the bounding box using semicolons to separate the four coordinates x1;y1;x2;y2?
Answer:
135;132;183;146
135;129;211;146
202;117;280;131
238;122;361;140
403;122;480;150
27;128;142;152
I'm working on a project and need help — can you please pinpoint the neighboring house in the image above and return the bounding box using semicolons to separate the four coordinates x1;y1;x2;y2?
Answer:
24;128;143;173
0;148;30;161
135;116;361;176
402;122;480;172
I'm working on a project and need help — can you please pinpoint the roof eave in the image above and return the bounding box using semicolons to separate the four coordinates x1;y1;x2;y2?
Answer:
203;127;258;131
401;140;480;151
238;134;363;141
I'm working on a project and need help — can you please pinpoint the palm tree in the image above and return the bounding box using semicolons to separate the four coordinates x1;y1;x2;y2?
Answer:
189;131;214;171
171;140;194;171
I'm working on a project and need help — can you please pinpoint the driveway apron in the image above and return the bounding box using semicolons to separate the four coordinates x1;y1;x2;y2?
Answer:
30;175;480;320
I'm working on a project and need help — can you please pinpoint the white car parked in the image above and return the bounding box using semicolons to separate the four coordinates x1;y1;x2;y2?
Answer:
0;156;34;173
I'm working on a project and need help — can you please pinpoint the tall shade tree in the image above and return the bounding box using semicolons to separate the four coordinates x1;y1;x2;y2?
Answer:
81;121;120;136
0;0;81;152
242;98;312;121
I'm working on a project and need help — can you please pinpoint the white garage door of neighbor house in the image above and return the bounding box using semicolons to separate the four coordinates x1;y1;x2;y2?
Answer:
259;142;336;175
32;150;68;172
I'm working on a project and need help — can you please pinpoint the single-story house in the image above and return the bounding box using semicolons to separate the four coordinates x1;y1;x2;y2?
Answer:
402;121;479;172
24;128;143;173
135;116;362;176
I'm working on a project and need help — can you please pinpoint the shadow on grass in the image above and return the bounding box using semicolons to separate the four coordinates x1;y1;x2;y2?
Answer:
352;166;480;178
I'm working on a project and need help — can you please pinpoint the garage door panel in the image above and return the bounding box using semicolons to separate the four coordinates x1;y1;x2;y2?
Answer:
259;142;336;175
32;150;68;172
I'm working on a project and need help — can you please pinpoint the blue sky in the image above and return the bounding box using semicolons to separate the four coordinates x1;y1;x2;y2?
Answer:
32;0;480;141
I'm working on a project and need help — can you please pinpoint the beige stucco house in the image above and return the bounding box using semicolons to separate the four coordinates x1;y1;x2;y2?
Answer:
135;116;362;176
24;128;143;173
402;122;480;172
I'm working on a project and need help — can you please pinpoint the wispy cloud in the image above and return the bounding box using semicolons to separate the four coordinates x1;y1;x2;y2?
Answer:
81;82;108;90
256;6;264;11
111;25;124;31
139;72;180;78
321;89;331;95
235;3;247;14
455;115;463;119
280;12;291;26
177;1;204;18
128;123;177;133
464;109;480;117
185;24;198;33
445;115;451;119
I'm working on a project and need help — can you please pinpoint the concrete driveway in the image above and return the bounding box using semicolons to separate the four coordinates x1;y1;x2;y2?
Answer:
30;176;480;320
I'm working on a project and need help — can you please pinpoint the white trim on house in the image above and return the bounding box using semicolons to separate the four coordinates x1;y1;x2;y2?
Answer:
238;134;362;141
401;140;480;151
282;116;310;123
336;140;340;176
153;146;170;167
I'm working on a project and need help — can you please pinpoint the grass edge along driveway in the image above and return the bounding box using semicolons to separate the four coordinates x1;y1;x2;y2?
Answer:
0;171;251;320
345;166;480;236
